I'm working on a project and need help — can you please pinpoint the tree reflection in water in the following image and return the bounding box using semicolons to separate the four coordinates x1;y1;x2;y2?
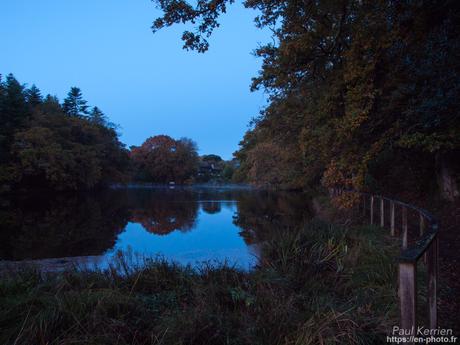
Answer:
0;191;129;260
0;187;313;267
128;189;199;235
200;201;221;215
234;191;314;245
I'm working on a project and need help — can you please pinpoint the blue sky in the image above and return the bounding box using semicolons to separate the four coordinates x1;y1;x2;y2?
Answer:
0;0;270;159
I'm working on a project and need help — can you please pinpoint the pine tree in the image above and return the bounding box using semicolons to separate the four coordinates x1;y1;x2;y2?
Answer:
63;87;89;116
26;84;43;107
0;74;29;163
0;74;4;100
0;74;5;115
1;74;28;129
90;106;107;126
42;94;62;113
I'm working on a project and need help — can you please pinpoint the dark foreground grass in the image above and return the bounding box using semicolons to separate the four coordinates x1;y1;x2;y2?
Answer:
0;220;399;345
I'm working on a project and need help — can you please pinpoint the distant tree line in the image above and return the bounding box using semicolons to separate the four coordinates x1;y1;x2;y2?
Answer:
130;136;236;184
0;74;129;192
0;75;235;192
153;0;460;200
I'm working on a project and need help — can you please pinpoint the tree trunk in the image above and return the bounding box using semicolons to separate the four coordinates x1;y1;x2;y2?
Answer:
436;152;459;201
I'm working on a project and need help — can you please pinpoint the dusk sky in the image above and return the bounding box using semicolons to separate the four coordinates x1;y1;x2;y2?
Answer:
0;0;270;159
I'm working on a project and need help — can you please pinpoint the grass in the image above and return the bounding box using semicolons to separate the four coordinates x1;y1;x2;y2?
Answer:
0;219;399;345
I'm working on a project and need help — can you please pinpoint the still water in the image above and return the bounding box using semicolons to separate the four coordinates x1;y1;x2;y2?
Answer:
0;187;312;269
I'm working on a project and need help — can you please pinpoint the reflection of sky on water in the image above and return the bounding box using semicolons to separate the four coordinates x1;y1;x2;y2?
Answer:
105;202;258;270
1;188;310;271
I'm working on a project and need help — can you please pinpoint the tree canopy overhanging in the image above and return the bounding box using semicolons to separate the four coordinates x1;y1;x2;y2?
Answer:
153;0;460;199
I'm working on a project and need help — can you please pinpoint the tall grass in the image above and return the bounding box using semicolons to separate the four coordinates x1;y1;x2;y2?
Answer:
0;220;399;345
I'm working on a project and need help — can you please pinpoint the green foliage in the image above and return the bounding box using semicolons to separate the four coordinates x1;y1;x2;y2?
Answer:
25;84;42;107
0;74;29;159
0;75;129;191
89;106;109;126
63;87;89;117
221;163;234;181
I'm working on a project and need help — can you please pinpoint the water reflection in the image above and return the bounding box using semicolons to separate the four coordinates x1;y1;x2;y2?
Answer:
0;187;313;269
0;193;128;260
128;189;199;235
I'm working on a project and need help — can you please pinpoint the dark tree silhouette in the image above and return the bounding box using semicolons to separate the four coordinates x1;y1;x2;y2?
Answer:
152;0;460;199
90;106;107;126
25;84;42;107
131;135;199;183
0;75;129;192
63;87;89;117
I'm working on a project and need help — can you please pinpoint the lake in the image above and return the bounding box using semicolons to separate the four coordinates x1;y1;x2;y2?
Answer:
0;186;313;270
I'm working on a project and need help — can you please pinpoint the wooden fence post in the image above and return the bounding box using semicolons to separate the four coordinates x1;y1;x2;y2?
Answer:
380;198;385;227
399;262;417;341
351;191;438;335
390;201;395;236
427;235;438;329
402;207;408;249
370;196;374;225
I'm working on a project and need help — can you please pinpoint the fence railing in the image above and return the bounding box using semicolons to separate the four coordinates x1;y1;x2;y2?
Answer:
332;189;438;337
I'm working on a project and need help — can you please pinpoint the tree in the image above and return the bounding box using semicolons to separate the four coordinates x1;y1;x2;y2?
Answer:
63;87;89;117
175;137;200;182
11;107;129;190
0;74;28;129
0;75;129;192
89;106;107;126
42;95;62;113
152;0;460;199
25;84;42;107
130;135;199;183
221;164;234;181
202;154;222;162
0;74;29;163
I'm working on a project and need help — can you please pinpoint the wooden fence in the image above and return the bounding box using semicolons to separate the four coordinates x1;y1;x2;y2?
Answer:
334;189;439;338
